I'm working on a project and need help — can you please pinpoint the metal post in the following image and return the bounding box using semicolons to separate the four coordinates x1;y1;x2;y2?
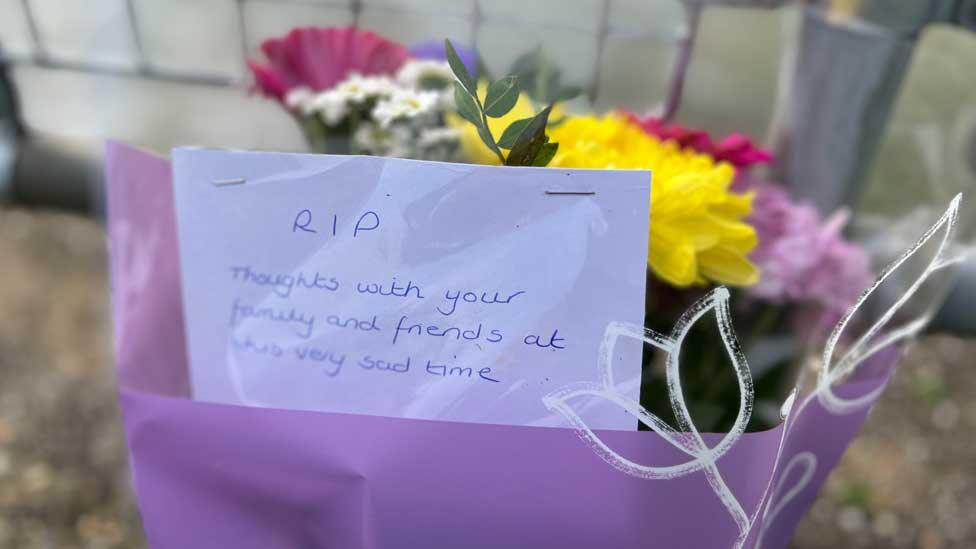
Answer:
769;0;975;214
587;0;613;103
18;0;47;63
124;0;149;73
660;2;702;123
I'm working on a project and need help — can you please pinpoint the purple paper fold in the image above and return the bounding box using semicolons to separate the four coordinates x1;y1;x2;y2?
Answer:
106;142;895;548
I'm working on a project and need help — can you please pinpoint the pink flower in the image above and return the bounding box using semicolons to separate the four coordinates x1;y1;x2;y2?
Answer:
623;113;772;169
712;133;774;169
746;181;873;317
247;27;411;101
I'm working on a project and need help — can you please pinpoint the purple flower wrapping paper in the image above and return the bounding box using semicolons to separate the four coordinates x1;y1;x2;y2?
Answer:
106;141;901;548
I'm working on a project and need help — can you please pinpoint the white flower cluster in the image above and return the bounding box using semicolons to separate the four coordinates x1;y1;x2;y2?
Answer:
284;59;460;160
372;89;440;128
395;59;454;90
284;60;455;129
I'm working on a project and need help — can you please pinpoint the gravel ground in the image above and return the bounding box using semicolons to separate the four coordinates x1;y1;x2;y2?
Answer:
0;206;973;549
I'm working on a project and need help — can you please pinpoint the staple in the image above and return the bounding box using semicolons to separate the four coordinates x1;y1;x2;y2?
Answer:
212;178;246;187
544;190;596;196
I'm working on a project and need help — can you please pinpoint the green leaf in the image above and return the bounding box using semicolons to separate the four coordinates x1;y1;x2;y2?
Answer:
508;46;541;82
453;81;482;126
476;123;502;157
445;39;477;96
506;45;584;104
554;85;583;102
548;115;569;129
505;104;553;166
531;142;559;167
483;76;520;118
497;117;534;149
534;56;556;106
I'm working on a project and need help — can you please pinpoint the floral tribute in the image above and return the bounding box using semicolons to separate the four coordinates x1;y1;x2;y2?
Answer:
248;27;471;160
248;27;875;432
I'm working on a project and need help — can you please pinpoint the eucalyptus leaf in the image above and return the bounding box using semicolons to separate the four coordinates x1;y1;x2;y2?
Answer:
476;123;502;157
534;56;556;107
507;45;583;104
483;76;520;118
445;39;477;97
506;104;553;166
508;46;542;82
554;85;583;102
497;117;534;149
453;81;482;126
548;115;569;129
532;142;559;167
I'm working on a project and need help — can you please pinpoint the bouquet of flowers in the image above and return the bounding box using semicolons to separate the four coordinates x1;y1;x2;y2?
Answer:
104;25;965;549
247;27;472;160
246;26;880;433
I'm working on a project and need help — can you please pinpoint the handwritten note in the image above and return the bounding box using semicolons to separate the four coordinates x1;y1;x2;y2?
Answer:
173;148;650;430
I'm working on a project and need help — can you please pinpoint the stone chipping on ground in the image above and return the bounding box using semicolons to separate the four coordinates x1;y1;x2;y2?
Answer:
0;207;973;549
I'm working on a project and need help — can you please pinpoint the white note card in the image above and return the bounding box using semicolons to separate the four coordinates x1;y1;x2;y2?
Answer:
173;148;650;430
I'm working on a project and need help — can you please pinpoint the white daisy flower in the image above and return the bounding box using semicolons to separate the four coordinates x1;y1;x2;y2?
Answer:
353;124;380;151
385;125;413;158
418;127;461;148
334;73;399;103
435;88;456;111
310;89;350;126
372;89;440;128
284;87;315;114
395;59;454;90
353;123;412;157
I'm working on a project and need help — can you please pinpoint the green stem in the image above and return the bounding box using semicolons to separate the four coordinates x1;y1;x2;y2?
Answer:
472;90;507;164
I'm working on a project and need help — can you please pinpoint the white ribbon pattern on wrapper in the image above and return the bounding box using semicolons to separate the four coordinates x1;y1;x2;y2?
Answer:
544;194;966;548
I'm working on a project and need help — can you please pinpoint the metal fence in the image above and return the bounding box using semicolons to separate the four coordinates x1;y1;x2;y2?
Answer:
2;0;974;205
2;0;976;332
0;0;799;115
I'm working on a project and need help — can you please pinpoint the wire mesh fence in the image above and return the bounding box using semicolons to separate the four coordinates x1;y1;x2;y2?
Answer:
0;0;704;104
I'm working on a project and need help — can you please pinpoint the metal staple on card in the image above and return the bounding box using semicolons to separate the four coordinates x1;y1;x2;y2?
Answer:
212;178;246;187
544;191;597;196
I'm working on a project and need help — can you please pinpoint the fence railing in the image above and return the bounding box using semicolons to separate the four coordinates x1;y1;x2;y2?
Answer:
0;0;710;101
3;0;975;207
2;0;976;332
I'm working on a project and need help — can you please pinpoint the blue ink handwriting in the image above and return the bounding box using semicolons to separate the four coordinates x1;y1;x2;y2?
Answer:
230;298;315;339
230;265;339;297
392;315;504;346
359;355;410;373
357;277;425;299
425;360;501;383
326;314;381;332
230;336;284;357
291;209;381;238
436;288;526;316
524;329;566;350
293;346;345;377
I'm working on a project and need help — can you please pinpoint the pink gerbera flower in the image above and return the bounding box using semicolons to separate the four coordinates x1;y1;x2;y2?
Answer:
247;27;411;101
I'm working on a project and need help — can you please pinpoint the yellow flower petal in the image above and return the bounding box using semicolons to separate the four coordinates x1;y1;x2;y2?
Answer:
455;111;761;287
649;225;699;286
698;245;760;286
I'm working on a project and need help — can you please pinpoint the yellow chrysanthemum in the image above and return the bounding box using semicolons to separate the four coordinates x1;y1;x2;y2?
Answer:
456;111;759;287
